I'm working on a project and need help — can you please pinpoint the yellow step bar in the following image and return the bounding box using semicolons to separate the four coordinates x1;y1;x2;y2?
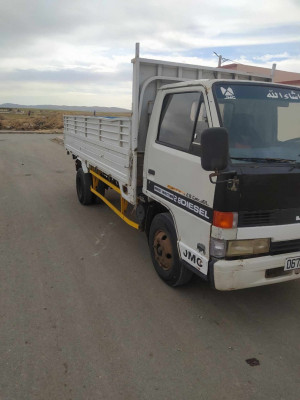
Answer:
90;169;139;230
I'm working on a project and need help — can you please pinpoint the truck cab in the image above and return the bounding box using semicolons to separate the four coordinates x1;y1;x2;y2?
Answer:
143;80;300;290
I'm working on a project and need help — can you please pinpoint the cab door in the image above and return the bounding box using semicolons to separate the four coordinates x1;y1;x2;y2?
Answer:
144;86;215;277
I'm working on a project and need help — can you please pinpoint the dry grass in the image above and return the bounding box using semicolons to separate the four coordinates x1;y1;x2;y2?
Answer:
0;109;131;132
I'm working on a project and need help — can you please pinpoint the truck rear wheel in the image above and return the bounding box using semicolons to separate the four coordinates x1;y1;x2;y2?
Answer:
149;213;193;287
76;168;95;205
94;181;106;204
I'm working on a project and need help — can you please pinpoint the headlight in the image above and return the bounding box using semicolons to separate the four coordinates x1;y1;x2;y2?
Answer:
226;238;270;257
210;238;270;258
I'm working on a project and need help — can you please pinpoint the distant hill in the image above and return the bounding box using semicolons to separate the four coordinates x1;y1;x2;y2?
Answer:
0;103;130;113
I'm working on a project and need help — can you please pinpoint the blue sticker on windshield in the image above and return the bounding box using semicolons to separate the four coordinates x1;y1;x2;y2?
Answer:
215;83;300;102
267;89;300;101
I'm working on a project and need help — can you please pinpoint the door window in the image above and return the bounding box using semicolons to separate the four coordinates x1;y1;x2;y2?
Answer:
192;101;209;144
157;92;204;152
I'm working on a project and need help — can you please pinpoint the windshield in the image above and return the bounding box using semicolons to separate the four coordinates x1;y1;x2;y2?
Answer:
213;83;300;164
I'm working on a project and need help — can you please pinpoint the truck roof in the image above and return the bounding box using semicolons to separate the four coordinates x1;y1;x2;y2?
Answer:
159;79;300;91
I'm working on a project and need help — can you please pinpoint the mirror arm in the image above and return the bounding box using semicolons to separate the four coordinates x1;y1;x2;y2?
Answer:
209;171;239;192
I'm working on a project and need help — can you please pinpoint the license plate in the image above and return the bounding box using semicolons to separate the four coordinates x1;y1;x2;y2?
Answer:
284;257;300;271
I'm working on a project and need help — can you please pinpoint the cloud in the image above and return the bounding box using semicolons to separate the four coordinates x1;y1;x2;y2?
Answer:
253;53;290;62
273;57;300;73
2;0;300;54
1;66;132;84
1;0;300;106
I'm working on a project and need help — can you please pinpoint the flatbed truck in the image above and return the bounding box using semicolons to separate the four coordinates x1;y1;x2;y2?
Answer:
64;44;300;290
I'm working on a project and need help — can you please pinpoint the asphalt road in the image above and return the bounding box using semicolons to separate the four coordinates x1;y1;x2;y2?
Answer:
0;134;299;400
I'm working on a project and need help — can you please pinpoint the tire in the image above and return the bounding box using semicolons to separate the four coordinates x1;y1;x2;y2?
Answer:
76;168;95;205
149;212;193;287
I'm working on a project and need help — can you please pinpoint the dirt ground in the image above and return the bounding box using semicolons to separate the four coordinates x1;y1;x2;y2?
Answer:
0;108;131;132
1;133;300;400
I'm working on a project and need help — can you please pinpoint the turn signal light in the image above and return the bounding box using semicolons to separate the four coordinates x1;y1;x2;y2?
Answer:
213;211;238;229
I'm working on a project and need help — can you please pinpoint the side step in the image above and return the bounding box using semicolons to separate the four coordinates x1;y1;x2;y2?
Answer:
90;169;139;230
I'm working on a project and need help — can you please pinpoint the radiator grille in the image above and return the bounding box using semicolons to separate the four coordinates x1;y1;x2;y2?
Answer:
239;211;276;227
238;209;300;227
270;239;300;255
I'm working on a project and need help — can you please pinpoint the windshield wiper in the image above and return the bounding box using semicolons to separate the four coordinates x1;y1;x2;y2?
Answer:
231;157;297;164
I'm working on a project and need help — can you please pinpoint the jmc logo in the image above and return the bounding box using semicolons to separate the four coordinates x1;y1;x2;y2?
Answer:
179;242;208;276
183;249;203;268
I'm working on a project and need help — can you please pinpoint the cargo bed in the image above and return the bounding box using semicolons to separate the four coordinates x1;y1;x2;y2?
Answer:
64;116;132;186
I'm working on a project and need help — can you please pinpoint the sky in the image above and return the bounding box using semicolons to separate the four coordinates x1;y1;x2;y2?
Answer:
1;0;300;109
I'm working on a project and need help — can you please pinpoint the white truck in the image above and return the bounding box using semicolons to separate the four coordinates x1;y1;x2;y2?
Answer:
64;44;300;290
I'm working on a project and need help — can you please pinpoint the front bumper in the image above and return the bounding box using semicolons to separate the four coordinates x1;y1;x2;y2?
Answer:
212;251;300;290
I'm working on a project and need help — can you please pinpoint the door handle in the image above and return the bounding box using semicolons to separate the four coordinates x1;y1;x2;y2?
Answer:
148;169;155;176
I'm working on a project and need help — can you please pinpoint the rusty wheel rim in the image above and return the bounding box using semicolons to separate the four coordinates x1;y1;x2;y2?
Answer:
153;230;173;271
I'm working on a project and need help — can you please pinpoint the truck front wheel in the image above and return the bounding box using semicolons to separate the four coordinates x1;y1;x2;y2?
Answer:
149;213;193;287
76;168;95;205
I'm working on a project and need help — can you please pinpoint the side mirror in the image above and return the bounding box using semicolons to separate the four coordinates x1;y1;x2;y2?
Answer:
201;128;229;171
